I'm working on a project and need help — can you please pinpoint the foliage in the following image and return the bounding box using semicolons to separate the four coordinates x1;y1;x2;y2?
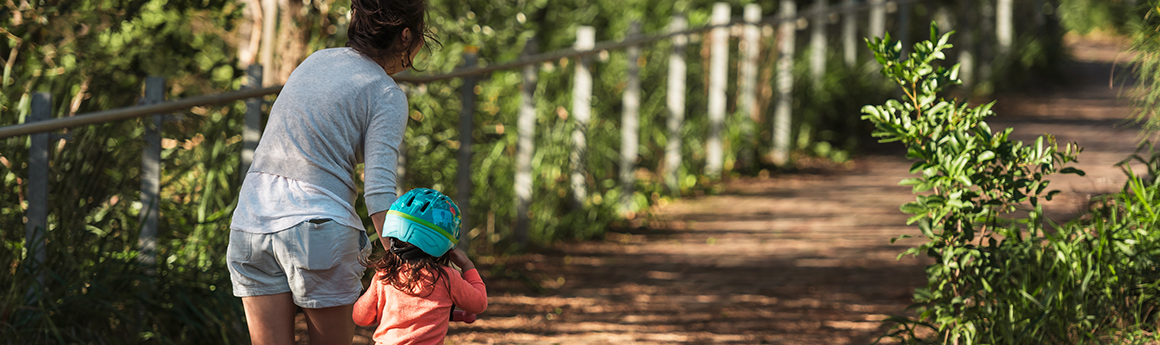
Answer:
1058;0;1138;35
2;223;243;344
790;52;896;164
1128;0;1160;135
1;1;249;343
995;2;1070;94
868;24;1160;344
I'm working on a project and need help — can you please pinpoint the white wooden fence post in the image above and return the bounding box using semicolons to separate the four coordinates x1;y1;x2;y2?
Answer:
665;15;687;194
843;0;858;67
810;0;827;80
571;27;595;207
259;0;278;86
960;0;976;92
772;0;796;166
515;39;537;248
25;92;49;303
738;4;762;173
934;6;954;33
139;76;164;272
980;0;994;92
241;65;262;182
870;0;886;40
620;22;641;214
898;1;912;55
456;47;478;252
707;2;729;178
997;0;1013;57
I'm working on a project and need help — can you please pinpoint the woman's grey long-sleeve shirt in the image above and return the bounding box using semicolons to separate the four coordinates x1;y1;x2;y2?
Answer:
241;47;407;230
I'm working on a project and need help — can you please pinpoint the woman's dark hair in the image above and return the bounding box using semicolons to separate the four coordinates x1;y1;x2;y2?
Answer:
347;0;440;68
365;238;451;296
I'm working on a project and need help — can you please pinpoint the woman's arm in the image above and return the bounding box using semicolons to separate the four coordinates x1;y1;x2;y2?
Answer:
363;86;409;233
371;210;388;248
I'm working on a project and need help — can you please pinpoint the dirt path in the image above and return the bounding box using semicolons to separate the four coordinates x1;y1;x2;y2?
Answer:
339;36;1142;345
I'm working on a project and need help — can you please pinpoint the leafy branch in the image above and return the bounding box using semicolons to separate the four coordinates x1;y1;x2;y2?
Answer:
864;23;1101;344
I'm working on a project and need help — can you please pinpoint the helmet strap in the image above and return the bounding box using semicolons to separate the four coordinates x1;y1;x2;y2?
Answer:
389;238;427;260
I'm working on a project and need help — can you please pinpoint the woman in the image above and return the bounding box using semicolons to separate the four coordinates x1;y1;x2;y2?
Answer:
225;1;436;344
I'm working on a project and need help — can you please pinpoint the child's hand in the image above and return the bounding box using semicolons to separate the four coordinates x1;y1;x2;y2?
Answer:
448;248;475;271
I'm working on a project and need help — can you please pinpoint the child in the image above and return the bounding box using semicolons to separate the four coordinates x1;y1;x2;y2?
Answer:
353;188;487;344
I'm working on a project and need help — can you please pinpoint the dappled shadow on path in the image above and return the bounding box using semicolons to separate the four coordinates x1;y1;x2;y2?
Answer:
990;34;1142;223
438;157;930;344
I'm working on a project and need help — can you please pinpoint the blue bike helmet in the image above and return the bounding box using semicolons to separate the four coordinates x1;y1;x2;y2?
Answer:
381;188;462;257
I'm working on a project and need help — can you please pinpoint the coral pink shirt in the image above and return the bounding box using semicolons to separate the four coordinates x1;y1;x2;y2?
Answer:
353;267;487;345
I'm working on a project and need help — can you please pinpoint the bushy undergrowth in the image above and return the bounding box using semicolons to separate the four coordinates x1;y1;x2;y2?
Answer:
2;235;243;344
1;102;248;344
868;24;1160;344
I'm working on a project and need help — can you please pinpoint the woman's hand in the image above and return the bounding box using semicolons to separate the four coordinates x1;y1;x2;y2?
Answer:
448;248;475;272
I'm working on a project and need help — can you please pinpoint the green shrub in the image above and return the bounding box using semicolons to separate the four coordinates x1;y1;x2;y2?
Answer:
2;215;245;344
866;24;1160;344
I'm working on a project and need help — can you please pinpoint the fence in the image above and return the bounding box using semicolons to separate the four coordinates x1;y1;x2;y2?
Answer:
3;0;1035;289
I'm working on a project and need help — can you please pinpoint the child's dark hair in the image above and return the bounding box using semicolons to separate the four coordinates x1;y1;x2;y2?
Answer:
366;238;451;296
347;0;440;69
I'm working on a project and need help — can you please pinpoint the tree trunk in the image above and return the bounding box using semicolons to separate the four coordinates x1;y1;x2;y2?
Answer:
238;0;262;68
276;0;309;85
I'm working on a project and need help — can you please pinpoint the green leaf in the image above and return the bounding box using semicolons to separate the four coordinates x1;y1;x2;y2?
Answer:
929;101;950;115
956;175;973;187
899;177;924;186
916;64;934;78
910;161;926;174
917;218;934;237
938;30;953;48
901;202;927;215
862;105;882;119
906;213;927;225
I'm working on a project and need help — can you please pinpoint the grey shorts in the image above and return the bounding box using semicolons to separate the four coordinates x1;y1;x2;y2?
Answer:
226;219;370;309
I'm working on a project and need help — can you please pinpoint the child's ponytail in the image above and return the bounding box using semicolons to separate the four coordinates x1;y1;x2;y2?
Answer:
366;238;451;297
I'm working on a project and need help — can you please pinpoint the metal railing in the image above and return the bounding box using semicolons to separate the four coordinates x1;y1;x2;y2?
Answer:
0;0;926;139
